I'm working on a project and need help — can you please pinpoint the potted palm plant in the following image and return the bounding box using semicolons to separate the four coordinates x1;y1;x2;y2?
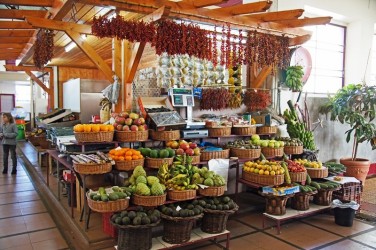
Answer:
319;83;376;184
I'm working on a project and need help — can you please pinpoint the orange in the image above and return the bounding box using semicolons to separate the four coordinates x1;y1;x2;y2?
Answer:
125;151;133;156
74;124;84;132
134;151;141;156
132;155;139;160
107;124;114;131
100;124;109;132
92;124;101;132
83;124;92;132
125;156;132;161
138;155;144;159
109;149;116;155
118;156;125;161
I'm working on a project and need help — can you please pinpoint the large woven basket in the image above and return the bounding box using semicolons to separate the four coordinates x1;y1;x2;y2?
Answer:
114;159;144;171
291;191;317;211
230;148;261;159
191;155;200;164
167;189;196;201
313;187;340;206
74;131;114;143
261;147;284;158
151;130;180;141
242;171;284;186
161;213;203;244
232;126;256;135
256;126;277;134
208;127;231;137
289;171;307;183
260;192;295;215
73;162;112;174
86;193;129;213
306;167;328;178
115;130;149;142
145;157;173;169
284;145;303;155
198;186;225;197
132;194;166;207
200;149;230;161
201;205;239;234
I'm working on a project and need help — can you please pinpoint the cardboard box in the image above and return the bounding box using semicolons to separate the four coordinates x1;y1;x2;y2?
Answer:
252;114;271;126
138;96;174;118
262;185;300;196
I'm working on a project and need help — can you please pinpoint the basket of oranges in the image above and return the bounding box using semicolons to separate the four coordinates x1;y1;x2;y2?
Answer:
109;147;144;171
73;124;114;143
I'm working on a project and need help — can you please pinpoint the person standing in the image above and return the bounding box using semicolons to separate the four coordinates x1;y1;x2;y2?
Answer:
1;113;18;174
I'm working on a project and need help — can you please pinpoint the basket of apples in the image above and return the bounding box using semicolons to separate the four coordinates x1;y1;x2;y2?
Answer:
285;160;307;183
112;112;149;142
168;140;201;164
260;139;284;158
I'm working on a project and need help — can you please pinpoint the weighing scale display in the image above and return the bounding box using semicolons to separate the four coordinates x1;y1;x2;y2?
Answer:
172;89;192;95
173;95;184;105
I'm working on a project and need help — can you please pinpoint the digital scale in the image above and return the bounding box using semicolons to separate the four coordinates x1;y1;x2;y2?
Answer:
169;88;208;138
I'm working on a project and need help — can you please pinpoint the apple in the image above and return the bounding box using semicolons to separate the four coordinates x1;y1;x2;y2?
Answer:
185;148;194;156
111;112;119;118
133;118;142;126
279;141;285;147
180;143;190;151
129;113;139;120
119;112;129;118
189;143;197;149
124;118;133;126
274;142;280;148
179;140;188;146
113;122;119;129
116;124;123;131
261;141;269;147
115;116;126;125
176;148;185;155
268;142;275;148
138;125;145;131
251;134;260;141
193;147;201;156
141;124;148;130
171;141;179;149
122;125;130;131
254;140;262;146
130;125;139;131
138;117;145;125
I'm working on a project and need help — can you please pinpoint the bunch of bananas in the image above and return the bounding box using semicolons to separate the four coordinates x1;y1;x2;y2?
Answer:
285;65;304;92
283;101;316;150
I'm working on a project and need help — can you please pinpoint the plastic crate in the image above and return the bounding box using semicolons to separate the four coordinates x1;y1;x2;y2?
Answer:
333;182;362;204
102;212;118;238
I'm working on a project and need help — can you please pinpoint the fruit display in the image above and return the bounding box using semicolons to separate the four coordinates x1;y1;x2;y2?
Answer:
88;186;131;202
111;208;161;226
70;151;111;164
285;160;306;172
159;201;204;217
138;147;175;159
192;166;226;187
285;65;304;92
294;159;322;169
198;196;237;211
275;137;303;147
108;147;143;161
226;139;260;149
283;100;316;150
325;162;346;176
166;140;201;156
112;111;148;132
127;166;166;196
243;160;285;176
73;123;114;133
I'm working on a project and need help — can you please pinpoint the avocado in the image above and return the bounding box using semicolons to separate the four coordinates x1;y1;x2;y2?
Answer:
195;205;204;213
192;200;198;205
141;217;151;225
222;196;231;203
152;210;160;218
133;216;142;225
89;192;97;200
198;200;206;207
179;209;189;217
115;192;126;199
210;205;217;210
120;211;128;218
149;215;158;223
93;194;101;201
172;210;179;217
187;204;194;210
205;204;211;209
109;193;119;201
192;208;200;215
137;212;148;218
223;204;230;210
122;217;131;225
217;204;223;210
115;217;122;225
128;211;137;219
101;194;109;202
188;210;195;217
111;214;119;222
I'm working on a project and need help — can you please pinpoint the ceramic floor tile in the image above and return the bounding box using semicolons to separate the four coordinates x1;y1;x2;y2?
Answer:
221;232;298;250
0;216;25;227
3;243;33;250
352;229;376;248
319;239;374;250
31;238;68;250
0;224;28;237
225;219;256;238
0;207;22;218
28;228;65;243
302;214;374;236
265;221;342;249
0;233;31;249
235;212;265;229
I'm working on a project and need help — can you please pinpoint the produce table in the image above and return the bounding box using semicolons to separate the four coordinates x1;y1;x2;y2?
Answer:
262;204;330;234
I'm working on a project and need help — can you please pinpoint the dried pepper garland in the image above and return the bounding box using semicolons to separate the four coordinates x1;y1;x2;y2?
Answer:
200;88;231;110
33;29;54;69
243;89;272;112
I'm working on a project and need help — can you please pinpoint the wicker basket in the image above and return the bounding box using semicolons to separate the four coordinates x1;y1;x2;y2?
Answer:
257;126;277;134
132;193;166;207
87;193;129;213
201;205;239;234
191;155;200;164
161;213;203;244
73;162;112;174
230;148;261;159
167;189;196;201
306;167;329;179
242;171;284;186
260;192;295;215
111;220;160;250
114;159;144;171
145;157;173;169
289;171;307;183
313;187;340;206
284;145;303;155
232;126;256;135
198;186;225;197
261;147;284;158
115;130;149;142
74;131;114;143
290;191;317;211
151;130;180;141
200;149;230;161
208;127;231;137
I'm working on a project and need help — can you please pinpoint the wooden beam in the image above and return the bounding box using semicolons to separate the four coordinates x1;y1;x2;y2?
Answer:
0;30;35;37
25;70;50;94
0;37;31;43
0;44;27;49
66;30;113;81
0;9;48;19
0;0;54;7
191;0;228;8
4;65;53;73
0;49;23;54
126;42;146;83
53;0;76;20
214;1;272;15
289;33;312;46
0;53;22;60
0;21;34;29
246;9;304;22
25;16;92;34
252;66;273;88
275;16;332;28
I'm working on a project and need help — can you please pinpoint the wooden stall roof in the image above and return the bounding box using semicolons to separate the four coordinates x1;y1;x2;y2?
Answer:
0;0;332;68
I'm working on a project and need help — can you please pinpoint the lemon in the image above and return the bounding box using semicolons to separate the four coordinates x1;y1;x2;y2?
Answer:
258;169;264;175
270;171;276;176
264;170;270;175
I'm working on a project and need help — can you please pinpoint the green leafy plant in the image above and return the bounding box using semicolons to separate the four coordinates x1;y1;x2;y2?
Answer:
319;83;376;160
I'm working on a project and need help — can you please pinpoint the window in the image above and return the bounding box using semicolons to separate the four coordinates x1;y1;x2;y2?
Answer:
302;24;346;94
370;34;376;86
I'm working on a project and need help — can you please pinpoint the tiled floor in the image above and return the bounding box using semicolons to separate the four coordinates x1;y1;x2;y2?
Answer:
2;141;375;250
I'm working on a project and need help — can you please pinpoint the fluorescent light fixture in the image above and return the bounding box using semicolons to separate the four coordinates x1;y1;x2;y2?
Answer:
65;42;76;52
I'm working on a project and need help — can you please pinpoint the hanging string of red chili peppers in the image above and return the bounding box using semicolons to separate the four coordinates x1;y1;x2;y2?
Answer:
200;88;231;110
33;29;54;69
243;89;272;112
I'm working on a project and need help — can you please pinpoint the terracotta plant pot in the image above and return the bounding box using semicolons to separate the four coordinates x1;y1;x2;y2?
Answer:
340;158;370;185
